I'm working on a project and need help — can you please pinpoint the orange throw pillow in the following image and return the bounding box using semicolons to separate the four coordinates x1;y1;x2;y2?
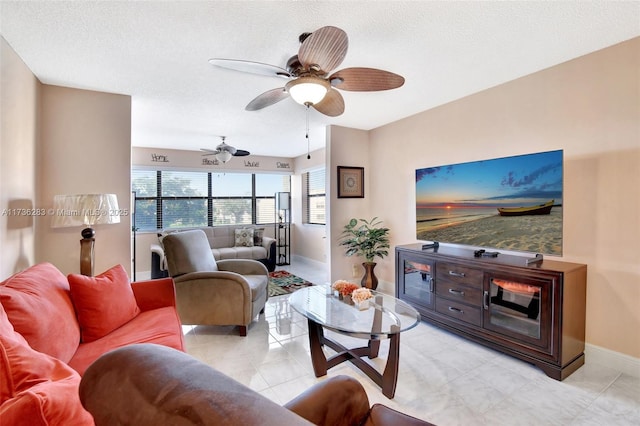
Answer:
0;330;93;425
68;265;140;343
0;263;80;363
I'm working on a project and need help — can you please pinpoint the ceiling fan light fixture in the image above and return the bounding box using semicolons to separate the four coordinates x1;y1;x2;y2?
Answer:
285;76;330;106
215;150;233;163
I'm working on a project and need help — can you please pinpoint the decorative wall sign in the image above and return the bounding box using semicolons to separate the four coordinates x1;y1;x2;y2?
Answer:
338;166;364;198
202;158;220;166
151;153;169;162
133;147;293;173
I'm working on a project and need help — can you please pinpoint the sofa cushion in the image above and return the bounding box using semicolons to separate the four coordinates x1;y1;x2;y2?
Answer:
0;303;25;400
0;263;80;363
68;264;141;343
0;318;93;425
254;227;265;245
213;246;267;261
234;227;254;247
68;306;185;375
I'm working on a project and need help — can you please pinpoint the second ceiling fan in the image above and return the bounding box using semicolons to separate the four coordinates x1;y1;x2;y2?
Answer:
209;26;405;117
201;136;249;163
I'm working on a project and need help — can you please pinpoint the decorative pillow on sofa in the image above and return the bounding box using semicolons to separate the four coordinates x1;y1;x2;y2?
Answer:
68;264;140;343
253;228;265;246
0;262;80;363
234;228;254;247
0;316;93;426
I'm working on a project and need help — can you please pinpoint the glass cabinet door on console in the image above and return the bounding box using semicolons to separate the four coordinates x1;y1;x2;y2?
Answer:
396;252;435;310
483;273;553;354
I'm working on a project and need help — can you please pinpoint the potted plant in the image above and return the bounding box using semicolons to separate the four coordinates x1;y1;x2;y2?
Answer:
338;217;390;290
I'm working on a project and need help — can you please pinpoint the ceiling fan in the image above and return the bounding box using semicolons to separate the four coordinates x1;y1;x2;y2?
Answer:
209;26;405;117
201;136;249;163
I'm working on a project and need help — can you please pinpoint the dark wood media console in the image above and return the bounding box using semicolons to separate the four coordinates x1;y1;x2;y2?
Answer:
395;244;587;380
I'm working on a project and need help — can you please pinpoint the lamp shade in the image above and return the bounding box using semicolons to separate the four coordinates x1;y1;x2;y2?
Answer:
215;150;233;163
51;194;120;228
276;192;290;210
285;76;330;106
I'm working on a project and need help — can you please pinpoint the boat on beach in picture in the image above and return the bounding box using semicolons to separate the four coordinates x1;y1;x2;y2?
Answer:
497;200;554;217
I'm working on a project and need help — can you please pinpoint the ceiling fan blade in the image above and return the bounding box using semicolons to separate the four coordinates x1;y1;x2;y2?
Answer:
209;58;291;78
312;89;345;117
298;26;348;74
233;149;250;157
246;87;290;111
329;68;405;91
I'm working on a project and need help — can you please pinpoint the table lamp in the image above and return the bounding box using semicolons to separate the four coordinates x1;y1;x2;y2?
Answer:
51;194;120;276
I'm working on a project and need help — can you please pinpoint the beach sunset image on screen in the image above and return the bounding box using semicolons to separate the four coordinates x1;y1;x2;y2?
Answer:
415;150;563;255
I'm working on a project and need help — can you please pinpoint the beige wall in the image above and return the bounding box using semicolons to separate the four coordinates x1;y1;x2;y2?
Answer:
0;38;39;278
327;126;372;283
328;38;640;358
291;148;326;264
36;85;132;275
1;37;133;278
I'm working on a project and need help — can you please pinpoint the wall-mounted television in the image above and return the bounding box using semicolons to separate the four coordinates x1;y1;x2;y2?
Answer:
416;150;563;256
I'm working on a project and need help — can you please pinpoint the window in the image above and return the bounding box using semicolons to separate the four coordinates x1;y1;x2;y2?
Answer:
211;173;252;225
161;171;208;228
304;168;325;225
255;174;291;224
131;170;158;231
132;170;290;231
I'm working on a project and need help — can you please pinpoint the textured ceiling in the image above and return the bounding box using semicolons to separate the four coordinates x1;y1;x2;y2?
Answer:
1;1;639;158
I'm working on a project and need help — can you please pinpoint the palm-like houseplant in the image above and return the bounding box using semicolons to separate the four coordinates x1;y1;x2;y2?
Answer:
338;217;390;290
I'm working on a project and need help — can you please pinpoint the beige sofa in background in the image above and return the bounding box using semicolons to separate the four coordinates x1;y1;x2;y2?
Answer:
151;225;276;278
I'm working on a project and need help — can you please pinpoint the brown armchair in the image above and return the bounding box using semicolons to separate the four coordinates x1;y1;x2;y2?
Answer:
79;344;435;426
161;229;268;336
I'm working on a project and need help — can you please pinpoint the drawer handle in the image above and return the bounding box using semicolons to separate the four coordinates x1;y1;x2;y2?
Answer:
448;288;465;296
448;271;466;278
448;306;463;314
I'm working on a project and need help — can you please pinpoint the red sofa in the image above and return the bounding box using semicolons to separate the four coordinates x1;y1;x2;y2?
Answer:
0;262;185;425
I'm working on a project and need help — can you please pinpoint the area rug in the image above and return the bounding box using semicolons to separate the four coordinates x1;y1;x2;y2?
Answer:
268;270;313;297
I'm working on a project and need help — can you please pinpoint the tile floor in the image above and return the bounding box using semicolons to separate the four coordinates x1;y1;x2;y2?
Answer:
183;260;640;425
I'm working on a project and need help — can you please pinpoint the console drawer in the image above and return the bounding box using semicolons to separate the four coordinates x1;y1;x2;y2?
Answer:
436;281;483;305
436;262;483;287
435;296;482;326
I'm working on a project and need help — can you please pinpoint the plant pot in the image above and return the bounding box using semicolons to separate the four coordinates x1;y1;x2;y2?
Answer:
355;299;370;311
361;262;378;290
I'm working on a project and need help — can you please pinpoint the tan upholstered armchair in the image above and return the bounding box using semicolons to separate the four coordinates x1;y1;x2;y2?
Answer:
161;229;269;336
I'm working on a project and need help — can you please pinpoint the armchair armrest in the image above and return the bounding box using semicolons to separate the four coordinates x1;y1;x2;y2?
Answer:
217;259;268;276
131;278;177;311
262;236;276;254
283;376;370;426
150;243;164;257
172;271;254;331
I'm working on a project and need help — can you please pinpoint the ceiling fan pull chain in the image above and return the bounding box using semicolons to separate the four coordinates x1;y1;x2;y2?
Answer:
306;105;311;159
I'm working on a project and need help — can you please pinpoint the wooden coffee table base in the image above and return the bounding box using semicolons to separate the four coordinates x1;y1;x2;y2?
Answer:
306;319;401;398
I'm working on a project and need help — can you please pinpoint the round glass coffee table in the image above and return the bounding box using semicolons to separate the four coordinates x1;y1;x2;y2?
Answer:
289;285;420;398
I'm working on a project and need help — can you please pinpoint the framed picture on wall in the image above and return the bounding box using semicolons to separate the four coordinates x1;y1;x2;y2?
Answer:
337;166;364;198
